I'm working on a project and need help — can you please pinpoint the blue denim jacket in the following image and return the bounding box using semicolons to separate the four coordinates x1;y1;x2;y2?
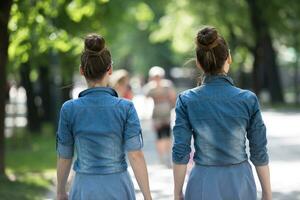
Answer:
172;75;269;166
56;87;143;174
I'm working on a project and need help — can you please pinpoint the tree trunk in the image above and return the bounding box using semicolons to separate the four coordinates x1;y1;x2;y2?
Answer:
294;31;299;105
39;66;52;122
295;53;299;104
61;85;72;103
20;63;41;133
295;54;299;104
246;0;284;103
0;0;12;176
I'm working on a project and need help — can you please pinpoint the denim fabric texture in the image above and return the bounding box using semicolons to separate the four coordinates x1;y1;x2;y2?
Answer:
56;87;143;174
172;75;269;166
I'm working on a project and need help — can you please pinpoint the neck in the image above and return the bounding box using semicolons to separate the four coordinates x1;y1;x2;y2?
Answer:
217;71;228;76
204;71;227;76
87;77;109;88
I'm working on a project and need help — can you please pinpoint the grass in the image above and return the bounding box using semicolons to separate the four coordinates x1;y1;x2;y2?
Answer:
0;124;57;200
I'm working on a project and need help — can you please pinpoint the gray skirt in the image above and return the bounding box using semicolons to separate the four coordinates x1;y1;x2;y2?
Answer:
69;170;135;200
185;161;257;200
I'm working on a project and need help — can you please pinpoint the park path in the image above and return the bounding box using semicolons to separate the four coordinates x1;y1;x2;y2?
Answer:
44;110;300;200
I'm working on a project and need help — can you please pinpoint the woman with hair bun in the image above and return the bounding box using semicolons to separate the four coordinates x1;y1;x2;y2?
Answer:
56;34;152;200
172;27;271;200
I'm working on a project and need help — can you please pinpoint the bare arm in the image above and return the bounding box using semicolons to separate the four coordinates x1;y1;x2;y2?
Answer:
173;164;186;200
255;165;272;200
172;95;193;200
128;150;152;200
57;157;72;200
246;95;271;199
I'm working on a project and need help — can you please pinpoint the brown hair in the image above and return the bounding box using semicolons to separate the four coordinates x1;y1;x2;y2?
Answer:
195;27;229;75
80;34;112;80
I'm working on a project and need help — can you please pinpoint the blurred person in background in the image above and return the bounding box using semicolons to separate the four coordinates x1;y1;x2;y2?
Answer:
56;34;152;200
144;66;176;167
109;69;133;99
172;27;271;200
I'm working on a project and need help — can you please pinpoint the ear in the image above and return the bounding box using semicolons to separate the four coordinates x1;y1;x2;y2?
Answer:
227;53;232;65
108;65;113;75
223;54;232;74
79;66;84;75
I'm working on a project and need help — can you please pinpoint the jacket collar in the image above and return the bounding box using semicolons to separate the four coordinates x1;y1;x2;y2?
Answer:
202;74;234;86
78;87;118;98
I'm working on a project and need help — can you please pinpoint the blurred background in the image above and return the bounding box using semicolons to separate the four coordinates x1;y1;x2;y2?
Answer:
0;0;300;199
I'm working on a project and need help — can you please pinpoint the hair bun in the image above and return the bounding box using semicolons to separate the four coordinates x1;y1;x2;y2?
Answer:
196;27;219;49
84;34;105;52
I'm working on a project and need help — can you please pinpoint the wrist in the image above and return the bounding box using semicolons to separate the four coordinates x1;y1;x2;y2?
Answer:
57;188;66;194
174;191;184;200
143;194;152;200
174;191;183;197
262;191;272;200
174;189;183;195
262;190;272;195
56;192;67;196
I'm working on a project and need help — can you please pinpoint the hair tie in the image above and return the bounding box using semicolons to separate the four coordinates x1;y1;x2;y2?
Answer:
198;38;219;51
84;47;106;55
84;47;107;67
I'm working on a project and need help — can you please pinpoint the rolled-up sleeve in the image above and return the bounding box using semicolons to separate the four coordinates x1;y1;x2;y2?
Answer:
172;95;193;164
56;102;74;159
124;102;143;151
247;95;269;166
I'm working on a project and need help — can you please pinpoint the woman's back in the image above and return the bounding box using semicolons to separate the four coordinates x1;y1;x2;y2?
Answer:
57;87;143;199
173;75;268;166
57;87;142;174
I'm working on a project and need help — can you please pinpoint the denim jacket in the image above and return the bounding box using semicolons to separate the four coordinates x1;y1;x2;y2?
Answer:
172;75;269;166
56;87;143;174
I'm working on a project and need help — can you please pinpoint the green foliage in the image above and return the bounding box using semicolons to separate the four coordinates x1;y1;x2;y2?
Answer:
2;124;56;199
8;0;82;81
7;0;175;79
150;0;253;71
66;1;96;22
7;0;300;77
0;176;48;200
150;0;300;73
6;126;56;172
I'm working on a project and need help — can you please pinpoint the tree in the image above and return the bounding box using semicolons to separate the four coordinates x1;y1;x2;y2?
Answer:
149;0;300;103
246;0;284;103
0;0;13;176
8;0;83;130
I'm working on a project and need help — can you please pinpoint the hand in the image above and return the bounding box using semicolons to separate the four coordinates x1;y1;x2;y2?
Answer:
57;192;68;200
174;192;184;200
144;193;152;200
262;191;272;200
